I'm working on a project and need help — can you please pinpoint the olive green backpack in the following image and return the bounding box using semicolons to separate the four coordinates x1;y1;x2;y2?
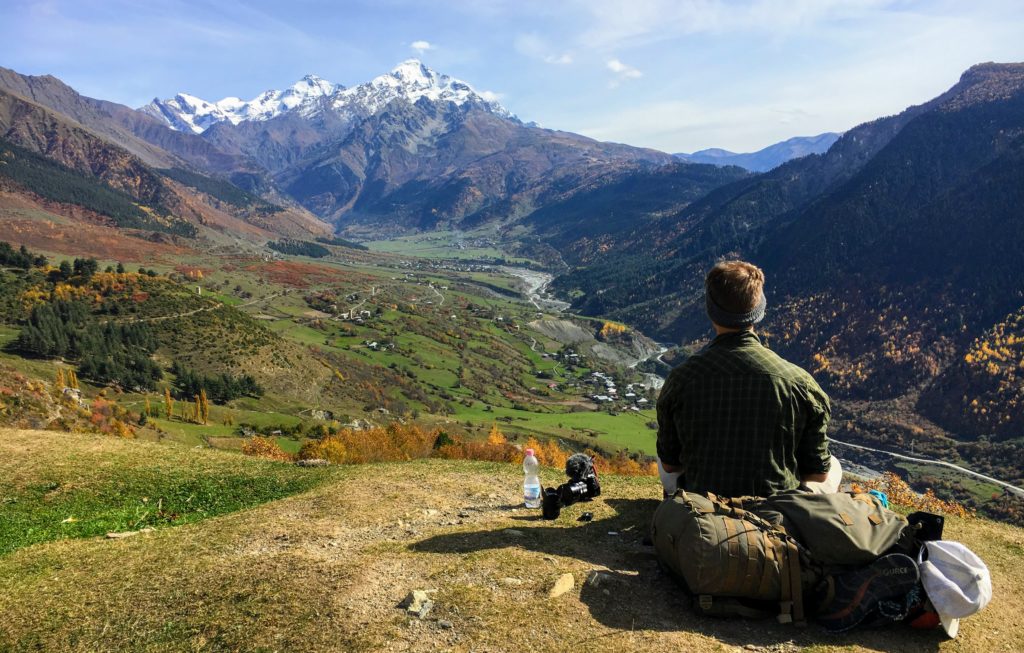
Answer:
651;490;915;625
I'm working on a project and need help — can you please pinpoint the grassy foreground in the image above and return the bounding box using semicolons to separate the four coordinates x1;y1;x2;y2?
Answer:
0;429;345;556
1;429;1022;652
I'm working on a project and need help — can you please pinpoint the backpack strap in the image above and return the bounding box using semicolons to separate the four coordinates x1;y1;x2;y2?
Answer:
741;521;763;597
757;529;779;598
786;538;806;626
775;535;794;624
723;516;744;591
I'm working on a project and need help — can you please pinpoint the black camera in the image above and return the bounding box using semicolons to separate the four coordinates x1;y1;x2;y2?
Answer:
542;453;601;520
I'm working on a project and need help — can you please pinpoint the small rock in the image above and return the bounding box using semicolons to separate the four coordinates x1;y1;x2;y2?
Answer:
500;577;524;586
585;570;630;588
487;493;498;499
503;529;525;538
423;509;440;517
295;458;329;467
438;620;454;629
457;511;470;518
548;573;575;598
399;590;434;619
105;527;153;539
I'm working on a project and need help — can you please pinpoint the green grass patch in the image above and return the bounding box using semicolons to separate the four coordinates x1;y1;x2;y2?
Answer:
0;429;343;556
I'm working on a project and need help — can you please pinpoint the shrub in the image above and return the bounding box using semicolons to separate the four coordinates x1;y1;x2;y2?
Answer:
242;436;293;461
290;422;660;477
851;472;973;518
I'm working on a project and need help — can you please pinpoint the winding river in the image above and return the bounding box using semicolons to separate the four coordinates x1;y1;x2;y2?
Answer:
502;266;665;389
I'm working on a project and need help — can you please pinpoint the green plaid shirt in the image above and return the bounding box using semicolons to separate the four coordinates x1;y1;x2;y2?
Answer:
656;330;832;498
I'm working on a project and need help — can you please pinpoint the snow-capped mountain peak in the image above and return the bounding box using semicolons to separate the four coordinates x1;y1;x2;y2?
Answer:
390;59;434;84
140;62;510;134
332;59;509;118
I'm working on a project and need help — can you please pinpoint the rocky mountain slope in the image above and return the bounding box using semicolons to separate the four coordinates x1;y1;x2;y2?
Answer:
0;85;329;239
139;60;674;233
675;132;840;172
0;66;264;181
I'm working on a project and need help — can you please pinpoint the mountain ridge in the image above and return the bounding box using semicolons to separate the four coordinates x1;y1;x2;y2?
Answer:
141;60;513;135
674;132;840;172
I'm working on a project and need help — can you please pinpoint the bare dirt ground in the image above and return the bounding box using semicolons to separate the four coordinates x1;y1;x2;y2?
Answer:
1;431;1022;652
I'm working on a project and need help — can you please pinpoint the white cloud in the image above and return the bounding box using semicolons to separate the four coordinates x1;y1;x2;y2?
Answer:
479;90;504;102
515;32;573;65
544;53;573;65
410;40;433;53
606;58;642;87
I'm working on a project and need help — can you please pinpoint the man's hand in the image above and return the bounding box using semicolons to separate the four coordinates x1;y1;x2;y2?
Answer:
801;472;828;484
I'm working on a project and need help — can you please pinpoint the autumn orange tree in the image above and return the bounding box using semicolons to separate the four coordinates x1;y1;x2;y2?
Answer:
241;436;292;461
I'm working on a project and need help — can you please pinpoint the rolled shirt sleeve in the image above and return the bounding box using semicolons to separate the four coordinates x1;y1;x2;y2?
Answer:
796;378;832;476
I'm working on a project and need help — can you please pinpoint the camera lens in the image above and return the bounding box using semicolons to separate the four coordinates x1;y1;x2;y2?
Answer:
542;487;561;520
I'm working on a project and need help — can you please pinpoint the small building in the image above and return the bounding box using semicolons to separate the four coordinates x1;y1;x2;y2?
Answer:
62;387;82;405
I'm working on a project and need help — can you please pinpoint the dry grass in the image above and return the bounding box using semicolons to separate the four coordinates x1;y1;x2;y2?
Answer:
1;429;1022;652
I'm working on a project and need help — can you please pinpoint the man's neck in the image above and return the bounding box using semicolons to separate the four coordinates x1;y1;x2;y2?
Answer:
712;323;754;336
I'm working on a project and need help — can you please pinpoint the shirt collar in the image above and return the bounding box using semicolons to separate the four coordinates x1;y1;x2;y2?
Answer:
709;330;761;349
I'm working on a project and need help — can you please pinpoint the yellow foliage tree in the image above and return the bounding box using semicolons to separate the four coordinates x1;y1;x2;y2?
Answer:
164;387;174;421
199;388;210;424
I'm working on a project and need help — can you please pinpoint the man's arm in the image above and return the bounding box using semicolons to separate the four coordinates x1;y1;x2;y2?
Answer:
796;379;832;482
656;371;684;470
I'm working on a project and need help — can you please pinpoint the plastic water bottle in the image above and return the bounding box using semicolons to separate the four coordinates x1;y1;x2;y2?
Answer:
523;448;541;508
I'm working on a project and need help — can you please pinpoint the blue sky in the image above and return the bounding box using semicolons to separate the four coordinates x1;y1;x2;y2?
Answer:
3;0;1023;152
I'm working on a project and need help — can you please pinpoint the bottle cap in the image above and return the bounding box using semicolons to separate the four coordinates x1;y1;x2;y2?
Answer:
525;448;535;457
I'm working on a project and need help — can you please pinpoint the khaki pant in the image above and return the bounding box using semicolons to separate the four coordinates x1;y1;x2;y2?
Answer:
657;455;843;496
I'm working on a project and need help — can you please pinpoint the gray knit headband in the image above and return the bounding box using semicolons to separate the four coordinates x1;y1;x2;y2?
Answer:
705;287;766;327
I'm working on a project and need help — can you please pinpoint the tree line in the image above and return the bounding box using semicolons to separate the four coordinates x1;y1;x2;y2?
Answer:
0;242;47;269
267;239;331;258
170;360;264;404
0;140;195;237
13;300;162;390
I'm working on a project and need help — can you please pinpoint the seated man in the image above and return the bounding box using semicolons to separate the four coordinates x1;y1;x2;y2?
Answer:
656;260;841;498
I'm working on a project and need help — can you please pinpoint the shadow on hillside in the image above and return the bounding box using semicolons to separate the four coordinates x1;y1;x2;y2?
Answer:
411;498;943;653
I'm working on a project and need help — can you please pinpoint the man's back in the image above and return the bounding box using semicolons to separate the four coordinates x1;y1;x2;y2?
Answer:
656;330;831;498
